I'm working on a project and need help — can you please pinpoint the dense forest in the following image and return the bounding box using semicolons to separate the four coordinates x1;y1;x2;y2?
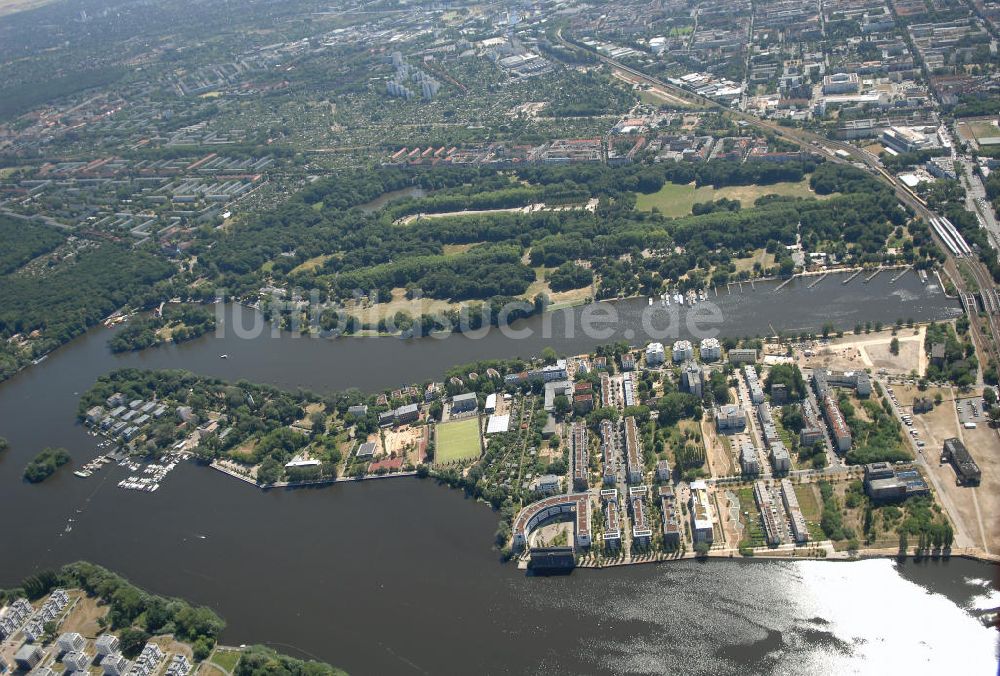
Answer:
0;244;174;365
235;645;346;676
0;216;65;274
108;305;216;353
194;159;919;313
0;157;937;380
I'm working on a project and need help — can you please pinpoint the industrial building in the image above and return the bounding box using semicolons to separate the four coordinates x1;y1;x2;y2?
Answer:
863;462;931;500
941;438;981;486
881;126;934;154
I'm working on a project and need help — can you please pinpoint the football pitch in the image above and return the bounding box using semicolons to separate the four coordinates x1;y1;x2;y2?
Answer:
435;417;481;465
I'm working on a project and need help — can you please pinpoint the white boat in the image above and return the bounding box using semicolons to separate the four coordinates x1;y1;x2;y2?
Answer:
220;354;229;359
648;298;653;306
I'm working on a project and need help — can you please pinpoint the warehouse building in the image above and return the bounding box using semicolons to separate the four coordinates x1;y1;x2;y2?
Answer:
941;438;981;486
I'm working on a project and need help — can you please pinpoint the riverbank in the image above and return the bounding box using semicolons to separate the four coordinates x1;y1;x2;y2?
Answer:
541;545;1000;570
209;460;418;488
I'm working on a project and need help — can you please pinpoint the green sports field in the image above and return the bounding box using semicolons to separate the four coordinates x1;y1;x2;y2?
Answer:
435;417;482;465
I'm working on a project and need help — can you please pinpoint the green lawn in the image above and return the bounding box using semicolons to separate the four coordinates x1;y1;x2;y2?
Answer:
737;487;766;548
635;179;825;217
794;483;822;521
435;417;482;465
209;649;241;674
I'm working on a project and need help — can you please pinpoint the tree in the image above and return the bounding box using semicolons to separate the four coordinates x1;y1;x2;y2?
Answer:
989;407;1000;426
119;628;151;658
23;447;71;483
898;531;908;559
553;395;571;416
308;411;326;437
889;337;900;356
192;637;213;662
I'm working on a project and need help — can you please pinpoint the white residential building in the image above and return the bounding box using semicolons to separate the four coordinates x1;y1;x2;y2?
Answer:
700;338;721;362
645;342;666;366
672;340;694;363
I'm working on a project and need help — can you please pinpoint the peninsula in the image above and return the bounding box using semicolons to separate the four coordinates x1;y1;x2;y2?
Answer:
73;322;999;571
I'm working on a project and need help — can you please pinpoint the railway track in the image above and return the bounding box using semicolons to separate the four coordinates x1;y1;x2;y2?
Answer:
556;28;1000;375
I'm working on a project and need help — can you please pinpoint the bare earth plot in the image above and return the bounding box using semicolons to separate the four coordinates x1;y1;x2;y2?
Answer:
906;388;1000;553
796;327;926;376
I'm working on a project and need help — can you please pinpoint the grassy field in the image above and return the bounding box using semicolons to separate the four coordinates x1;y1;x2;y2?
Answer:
209;649;241;674
732;248;776;274
290;254;333;274
635;179;825;217
737;487;766;548
435;417;482;465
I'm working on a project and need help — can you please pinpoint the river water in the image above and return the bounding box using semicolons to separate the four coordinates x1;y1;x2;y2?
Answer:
0;270;996;675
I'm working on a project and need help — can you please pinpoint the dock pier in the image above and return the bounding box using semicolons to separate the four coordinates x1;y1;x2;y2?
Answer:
890;266;911;283
774;276;794;291
842;269;863;285
807;273;827;289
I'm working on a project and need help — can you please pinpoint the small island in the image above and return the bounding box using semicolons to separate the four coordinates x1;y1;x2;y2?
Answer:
109;306;216;353
23;447;71;483
0;562;345;676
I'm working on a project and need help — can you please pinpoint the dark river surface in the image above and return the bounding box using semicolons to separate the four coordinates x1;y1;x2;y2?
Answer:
1;270;997;675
